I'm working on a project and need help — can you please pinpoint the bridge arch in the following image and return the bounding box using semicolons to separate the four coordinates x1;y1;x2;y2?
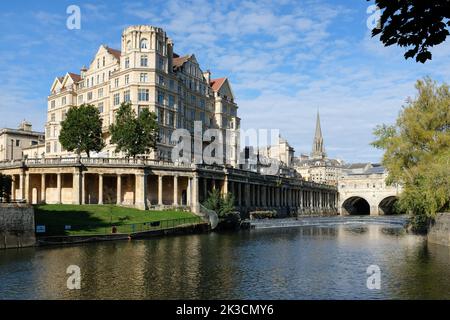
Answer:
378;196;399;215
341;196;371;215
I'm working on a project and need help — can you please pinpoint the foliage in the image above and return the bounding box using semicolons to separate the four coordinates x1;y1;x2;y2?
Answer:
250;211;278;219
369;0;450;63
0;174;12;202
372;78;450;231
109;102;159;158
203;188;236;218
59;104;105;157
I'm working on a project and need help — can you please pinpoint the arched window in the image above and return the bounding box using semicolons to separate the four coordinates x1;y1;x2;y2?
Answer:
140;38;148;49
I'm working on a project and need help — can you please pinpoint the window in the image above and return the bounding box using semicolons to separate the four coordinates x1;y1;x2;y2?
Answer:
103;56;105;67
61;97;66;105
141;55;148;67
51;113;56;122
98;88;103;98
15;140;20;147
168;112;174;126
53;141;58;153
168;95;175;108
140;73;148;82
191;95;196;105
200;99;205;109
87;92;93;101
61;110;67;120
98;102;104;114
127;40;132;50
114;78;119;88
158;109;164;123
124;90;130;102
125;57;130;69
158;75;165;86
97;59;100;69
138;89;149;101
138;105;146;115
51;100;55;109
140;38;148;49
157;91;164;105
78;95;83;104
46;143;50;153
114;93;120;106
158;56;164;70
169;79;175;90
102;73;105;82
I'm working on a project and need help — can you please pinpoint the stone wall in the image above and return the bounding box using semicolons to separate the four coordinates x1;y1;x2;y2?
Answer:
428;213;450;247
0;203;36;249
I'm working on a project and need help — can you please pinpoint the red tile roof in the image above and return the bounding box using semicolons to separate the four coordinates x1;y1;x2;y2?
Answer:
106;47;121;61
210;77;226;91
173;55;190;70
68;73;81;82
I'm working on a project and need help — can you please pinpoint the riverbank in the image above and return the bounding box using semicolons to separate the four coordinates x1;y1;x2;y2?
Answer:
34;204;197;236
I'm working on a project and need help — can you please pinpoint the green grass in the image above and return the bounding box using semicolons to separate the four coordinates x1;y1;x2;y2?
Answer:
34;204;199;236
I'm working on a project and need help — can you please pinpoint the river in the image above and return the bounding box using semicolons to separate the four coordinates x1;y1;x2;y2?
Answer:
1;216;449;299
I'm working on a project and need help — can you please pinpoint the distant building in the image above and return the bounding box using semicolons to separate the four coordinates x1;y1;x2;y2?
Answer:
294;112;344;185
0;121;44;161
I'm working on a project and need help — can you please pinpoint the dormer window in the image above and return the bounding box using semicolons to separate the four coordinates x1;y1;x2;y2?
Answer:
140;38;148;49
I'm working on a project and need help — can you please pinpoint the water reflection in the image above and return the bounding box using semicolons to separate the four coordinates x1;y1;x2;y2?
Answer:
0;223;449;299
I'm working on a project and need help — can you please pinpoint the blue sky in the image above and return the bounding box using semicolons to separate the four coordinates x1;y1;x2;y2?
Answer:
1;0;449;163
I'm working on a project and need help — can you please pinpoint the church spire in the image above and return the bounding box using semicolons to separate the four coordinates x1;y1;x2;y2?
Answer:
311;111;326;159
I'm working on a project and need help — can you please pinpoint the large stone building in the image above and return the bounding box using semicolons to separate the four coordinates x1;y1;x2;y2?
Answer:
0;25;338;217
0;121;44;161
294;112;344;185
44;25;240;165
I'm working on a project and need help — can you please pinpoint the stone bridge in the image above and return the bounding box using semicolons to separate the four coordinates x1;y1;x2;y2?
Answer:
338;169;402;216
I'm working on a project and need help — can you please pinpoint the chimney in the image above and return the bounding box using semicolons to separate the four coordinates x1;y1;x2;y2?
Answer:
203;70;211;83
19;120;32;132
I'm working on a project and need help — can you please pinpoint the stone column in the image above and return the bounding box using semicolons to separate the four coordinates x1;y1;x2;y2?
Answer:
187;177;192;206
81;173;86;204
40;174;46;204
98;173;103;205
116;174;122;205
158;175;163;206
24;172;30;204
173;175;178;206
191;175;200;214
135;173;148;210
19;172;24;201
11;176;16;201
223;176;229;195
56;173;62;204
72;171;81;205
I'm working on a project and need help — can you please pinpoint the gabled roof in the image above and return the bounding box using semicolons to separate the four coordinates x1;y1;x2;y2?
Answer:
105;46;121;61
210;77;226;91
173;55;190;70
68;72;81;82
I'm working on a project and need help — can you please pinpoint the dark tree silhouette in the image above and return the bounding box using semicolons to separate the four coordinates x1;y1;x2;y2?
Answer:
369;0;450;63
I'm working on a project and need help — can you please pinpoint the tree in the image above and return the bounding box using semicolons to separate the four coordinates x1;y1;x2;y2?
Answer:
59;104;105;157
203;188;236;218
369;0;450;63
109;102;159;158
372;78;450;232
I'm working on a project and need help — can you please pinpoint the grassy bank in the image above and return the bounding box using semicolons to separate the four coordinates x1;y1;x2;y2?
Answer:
34;204;198;236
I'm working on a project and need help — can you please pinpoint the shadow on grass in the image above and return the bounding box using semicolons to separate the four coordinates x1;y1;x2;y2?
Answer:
34;205;116;236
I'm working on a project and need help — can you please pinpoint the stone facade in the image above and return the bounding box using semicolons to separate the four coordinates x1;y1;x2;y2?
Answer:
0;158;338;217
0;121;44;161
338;164;402;216
0;203;36;249
45;25;240;165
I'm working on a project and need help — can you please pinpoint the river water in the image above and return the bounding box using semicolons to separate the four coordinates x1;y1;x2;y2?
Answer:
1;216;449;299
